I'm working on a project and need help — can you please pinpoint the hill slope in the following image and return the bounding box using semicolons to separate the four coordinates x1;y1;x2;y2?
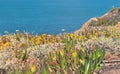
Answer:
75;8;120;34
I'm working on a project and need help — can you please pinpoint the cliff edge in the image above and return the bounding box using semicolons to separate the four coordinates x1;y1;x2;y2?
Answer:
75;8;120;34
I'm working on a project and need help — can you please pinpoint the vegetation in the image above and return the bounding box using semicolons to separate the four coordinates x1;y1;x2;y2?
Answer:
0;8;120;74
0;25;119;74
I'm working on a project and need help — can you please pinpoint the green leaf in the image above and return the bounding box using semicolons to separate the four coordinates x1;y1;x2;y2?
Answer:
42;67;49;74
85;62;90;74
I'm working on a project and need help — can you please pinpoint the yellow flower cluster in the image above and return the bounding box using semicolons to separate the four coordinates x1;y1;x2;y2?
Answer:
34;36;42;45
0;39;13;50
0;26;120;51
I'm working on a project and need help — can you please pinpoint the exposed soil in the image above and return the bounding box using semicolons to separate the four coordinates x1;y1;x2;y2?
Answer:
99;52;120;74
99;64;120;74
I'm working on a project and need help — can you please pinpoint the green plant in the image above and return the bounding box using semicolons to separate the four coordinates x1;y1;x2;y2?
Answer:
78;47;105;74
46;40;105;74
15;49;28;61
8;33;106;74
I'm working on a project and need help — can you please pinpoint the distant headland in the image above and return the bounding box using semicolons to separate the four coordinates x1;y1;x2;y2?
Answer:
75;8;120;34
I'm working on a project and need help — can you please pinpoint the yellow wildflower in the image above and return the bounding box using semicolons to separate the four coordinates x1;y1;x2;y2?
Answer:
30;63;36;73
65;34;69;38
36;36;42;40
42;34;46;38
90;34;93;39
0;46;3;51
4;41;12;47
35;40;40;45
93;36;97;41
79;35;86;40
70;34;74;38
81;47;85;53
79;36;82;40
72;34;77;39
59;49;64;57
0;42;3;50
97;53;101;58
35;36;41;45
31;37;35;42
80;59;85;65
72;50;77;58
52;54;57;61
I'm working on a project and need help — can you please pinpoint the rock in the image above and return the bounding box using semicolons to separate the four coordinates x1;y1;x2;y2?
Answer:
75;8;120;34
74;17;98;34
101;8;120;21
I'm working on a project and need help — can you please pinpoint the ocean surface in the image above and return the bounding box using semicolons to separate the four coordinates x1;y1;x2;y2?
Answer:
0;0;120;34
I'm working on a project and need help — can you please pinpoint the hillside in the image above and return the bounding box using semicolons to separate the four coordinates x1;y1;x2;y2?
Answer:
75;8;120;34
0;8;120;74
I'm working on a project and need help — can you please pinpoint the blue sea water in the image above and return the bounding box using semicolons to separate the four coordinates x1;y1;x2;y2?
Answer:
0;0;120;34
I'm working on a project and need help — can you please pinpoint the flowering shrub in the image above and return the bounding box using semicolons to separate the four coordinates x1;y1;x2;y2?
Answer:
0;25;119;74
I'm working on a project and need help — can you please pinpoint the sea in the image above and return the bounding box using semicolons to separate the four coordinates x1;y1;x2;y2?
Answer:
0;0;120;35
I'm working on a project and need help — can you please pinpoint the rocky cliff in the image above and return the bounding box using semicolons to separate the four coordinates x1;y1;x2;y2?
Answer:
75;8;120;34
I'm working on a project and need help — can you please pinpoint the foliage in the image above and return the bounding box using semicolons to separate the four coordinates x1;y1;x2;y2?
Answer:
8;39;105;74
0;25;120;74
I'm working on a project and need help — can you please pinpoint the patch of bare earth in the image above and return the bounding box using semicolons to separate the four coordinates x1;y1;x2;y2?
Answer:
99;64;120;74
99;52;120;74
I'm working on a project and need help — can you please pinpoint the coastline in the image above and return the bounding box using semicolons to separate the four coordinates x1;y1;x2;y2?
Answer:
0;8;120;74
74;8;120;34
